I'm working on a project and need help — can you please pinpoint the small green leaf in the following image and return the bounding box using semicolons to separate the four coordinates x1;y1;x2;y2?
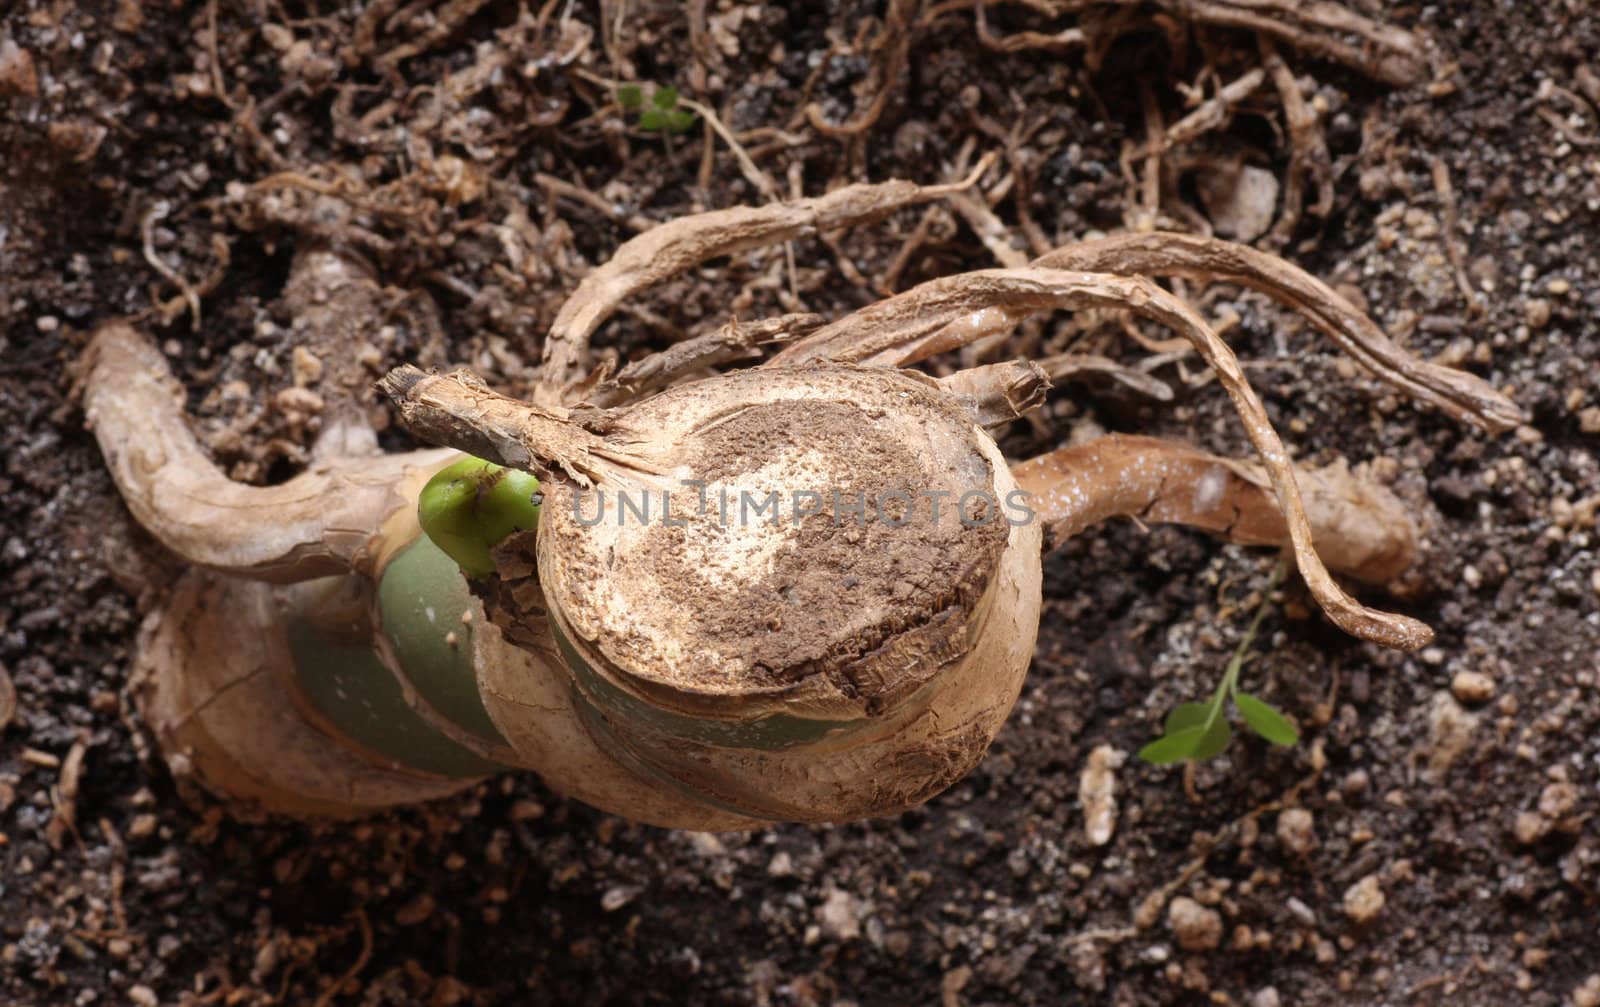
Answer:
665;108;697;134
1236;692;1299;747
638;107;667;131
1163;702;1214;735
652;85;679;109
1138;716;1231;765
617;84;643;109
1138;728;1204;765
1190;715;1232;760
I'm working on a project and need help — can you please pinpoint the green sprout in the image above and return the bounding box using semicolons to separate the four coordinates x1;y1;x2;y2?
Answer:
1138;563;1300;764
417;457;541;579
617;82;697;135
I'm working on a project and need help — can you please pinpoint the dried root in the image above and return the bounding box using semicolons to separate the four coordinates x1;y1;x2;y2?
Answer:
1029;234;1522;431
773;264;1438;649
1013;433;1416;584
535;164;994;405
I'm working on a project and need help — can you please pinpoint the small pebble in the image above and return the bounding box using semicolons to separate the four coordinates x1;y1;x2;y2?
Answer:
1078;744;1125;847
817;887;862;941
1342;875;1385;925
1450;670;1496;704
1285;897;1317;928
1167;896;1222;951
1276;808;1318;857
395;893;435;926
127;814;158;840
1523;298;1551;328
1538;781;1578;819
1571;974;1600;1007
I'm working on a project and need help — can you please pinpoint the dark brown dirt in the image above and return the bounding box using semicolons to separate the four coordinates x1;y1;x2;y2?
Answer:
2;2;1597;1005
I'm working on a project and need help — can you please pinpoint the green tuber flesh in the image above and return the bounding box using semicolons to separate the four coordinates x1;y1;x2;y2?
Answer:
417;457;541;578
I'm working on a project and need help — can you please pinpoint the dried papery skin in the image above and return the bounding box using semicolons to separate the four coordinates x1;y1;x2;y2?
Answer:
1012;433;1417;584
82;324;455;582
465;571;766;831
1029;233;1523;432
137;570;480;818
534;167;994;406
774;267;1432;649
938;359;1052;426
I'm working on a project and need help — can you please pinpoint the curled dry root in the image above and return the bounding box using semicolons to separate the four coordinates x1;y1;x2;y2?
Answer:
87;171;1520;824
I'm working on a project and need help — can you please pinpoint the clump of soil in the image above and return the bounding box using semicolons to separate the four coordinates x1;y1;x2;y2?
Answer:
2;2;1596;1005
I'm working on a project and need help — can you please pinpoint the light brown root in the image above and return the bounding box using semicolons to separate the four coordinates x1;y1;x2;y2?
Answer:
379;366;662;488
1150;0;1430;88
945;184;1031;269
1428;155;1482;315
1031;233;1524;431
1013;433;1416;583
1149;67;1268;154
1038;353;1176;401
585;313;825;408
938;359;1051;426
802;0;918;138
534;162;995;406
82;323;453;582
141;202;205;329
969;0;1086;53
1259;37;1331;245
938;0;1426;85
773;266;1432;649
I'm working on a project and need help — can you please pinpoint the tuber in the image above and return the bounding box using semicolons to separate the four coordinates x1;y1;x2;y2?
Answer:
83;180;1521;827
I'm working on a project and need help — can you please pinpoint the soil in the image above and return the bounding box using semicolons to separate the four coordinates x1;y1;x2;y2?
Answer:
2;2;1597;1005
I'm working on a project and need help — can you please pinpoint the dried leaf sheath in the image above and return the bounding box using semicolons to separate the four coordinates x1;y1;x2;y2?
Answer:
379;366;662;488
83;324;453;582
1012;433;1418;584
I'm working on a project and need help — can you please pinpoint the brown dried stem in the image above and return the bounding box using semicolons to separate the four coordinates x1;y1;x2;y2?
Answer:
1259;37;1332;244
1039;353;1176;401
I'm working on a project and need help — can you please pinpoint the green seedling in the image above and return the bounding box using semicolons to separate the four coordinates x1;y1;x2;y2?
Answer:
617;82;697;135
1138;563;1300;764
417;456;541;578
